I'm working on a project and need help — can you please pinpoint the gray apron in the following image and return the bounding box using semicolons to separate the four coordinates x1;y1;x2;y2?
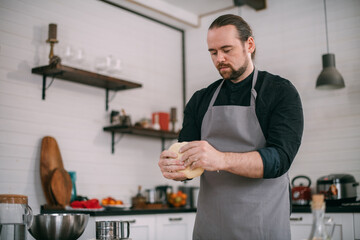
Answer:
193;69;291;240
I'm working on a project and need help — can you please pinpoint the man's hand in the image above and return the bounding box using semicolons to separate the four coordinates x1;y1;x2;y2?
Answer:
158;149;187;181
179;140;225;171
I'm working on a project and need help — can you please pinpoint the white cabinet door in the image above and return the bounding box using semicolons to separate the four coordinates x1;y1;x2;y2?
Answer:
290;213;354;240
120;215;156;240
84;215;156;240
354;213;360;240
156;213;196;240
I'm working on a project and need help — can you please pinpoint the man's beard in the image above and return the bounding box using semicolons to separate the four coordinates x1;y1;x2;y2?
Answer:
218;57;249;81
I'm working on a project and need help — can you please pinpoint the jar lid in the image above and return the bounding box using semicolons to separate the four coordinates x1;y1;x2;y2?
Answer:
0;194;28;204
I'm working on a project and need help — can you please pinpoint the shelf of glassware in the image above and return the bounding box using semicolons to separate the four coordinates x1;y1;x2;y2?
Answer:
31;64;142;110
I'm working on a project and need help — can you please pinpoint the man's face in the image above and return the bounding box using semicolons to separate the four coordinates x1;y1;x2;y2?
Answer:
207;25;254;82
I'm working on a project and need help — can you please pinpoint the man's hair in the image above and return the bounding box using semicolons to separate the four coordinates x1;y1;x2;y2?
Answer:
209;14;256;59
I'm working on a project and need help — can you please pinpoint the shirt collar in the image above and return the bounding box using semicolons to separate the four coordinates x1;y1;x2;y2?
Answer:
224;69;255;91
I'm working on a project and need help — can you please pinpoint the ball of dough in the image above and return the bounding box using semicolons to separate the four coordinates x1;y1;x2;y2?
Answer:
168;142;204;179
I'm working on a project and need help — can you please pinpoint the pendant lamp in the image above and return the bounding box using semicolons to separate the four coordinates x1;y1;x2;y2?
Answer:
316;0;345;90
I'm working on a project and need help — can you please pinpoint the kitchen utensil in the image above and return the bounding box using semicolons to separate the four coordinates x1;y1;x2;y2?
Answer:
50;168;72;206
96;221;130;240
155;185;173;205
40;136;65;205
317;173;359;204
145;189;156;204
0;194;33;240
28;213;89;240
291;175;312;205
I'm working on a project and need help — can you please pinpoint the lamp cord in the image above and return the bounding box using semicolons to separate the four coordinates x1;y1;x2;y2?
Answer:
324;0;329;53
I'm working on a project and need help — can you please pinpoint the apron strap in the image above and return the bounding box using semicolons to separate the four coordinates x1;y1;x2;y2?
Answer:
208;67;259;110
250;68;258;106
207;80;224;111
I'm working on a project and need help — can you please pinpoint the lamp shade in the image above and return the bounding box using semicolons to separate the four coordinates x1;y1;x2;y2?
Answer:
316;53;345;90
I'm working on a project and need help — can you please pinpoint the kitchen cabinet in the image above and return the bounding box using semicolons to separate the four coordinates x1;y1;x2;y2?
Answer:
82;214;156;240
355;213;360;240
103;125;179;153
290;213;355;240
31;64;142;110
156;213;195;240
80;212;196;240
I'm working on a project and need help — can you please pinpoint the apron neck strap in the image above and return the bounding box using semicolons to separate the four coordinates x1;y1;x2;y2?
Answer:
250;67;258;106
208;67;259;110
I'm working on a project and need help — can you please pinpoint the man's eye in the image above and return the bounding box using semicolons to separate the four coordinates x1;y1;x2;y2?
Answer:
224;49;231;53
210;52;217;56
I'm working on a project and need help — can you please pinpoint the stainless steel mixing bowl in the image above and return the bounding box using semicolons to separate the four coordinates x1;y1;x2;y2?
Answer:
28;213;89;240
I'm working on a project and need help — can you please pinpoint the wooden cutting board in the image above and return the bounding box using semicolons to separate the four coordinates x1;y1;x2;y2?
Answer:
50;168;72;206
40;136;65;205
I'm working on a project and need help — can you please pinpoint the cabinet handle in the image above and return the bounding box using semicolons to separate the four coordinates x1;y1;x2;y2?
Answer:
290;217;303;221
126;219;136;224
169;217;183;222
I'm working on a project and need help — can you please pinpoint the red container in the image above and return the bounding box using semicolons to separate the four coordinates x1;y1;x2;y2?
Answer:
152;112;169;131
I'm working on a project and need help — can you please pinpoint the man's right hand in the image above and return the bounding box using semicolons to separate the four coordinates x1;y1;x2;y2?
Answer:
158;149;187;181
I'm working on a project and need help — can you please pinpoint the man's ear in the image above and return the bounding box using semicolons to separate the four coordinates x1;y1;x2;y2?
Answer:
247;37;255;55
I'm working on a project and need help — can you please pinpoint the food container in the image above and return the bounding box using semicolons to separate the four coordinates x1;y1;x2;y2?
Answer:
152;112;170;131
317;173;359;204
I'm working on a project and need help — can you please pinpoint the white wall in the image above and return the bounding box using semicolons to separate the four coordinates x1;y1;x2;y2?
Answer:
186;0;360;195
0;0;186;215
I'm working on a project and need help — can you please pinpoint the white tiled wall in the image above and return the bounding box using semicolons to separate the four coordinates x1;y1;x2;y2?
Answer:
0;0;185;214
186;0;360;195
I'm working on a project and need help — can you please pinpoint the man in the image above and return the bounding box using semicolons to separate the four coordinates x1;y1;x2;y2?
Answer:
158;14;303;239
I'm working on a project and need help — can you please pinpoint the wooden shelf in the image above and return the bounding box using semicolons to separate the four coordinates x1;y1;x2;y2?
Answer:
103;125;179;153
31;64;142;110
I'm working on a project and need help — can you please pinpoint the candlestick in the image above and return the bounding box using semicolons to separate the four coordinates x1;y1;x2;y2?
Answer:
46;23;59;63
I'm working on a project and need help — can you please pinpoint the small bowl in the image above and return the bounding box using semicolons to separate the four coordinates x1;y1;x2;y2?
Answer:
28;213;89;240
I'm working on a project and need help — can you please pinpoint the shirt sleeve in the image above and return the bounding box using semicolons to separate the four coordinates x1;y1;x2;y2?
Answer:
258;80;304;179
178;90;203;142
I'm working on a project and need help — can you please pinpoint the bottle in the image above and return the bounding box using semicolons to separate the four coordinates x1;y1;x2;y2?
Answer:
308;194;335;240
153;114;161;130
68;171;77;202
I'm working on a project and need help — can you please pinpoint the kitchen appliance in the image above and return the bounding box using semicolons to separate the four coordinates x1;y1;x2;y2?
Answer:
0;194;33;240
145;189;156;204
28;213;89;240
317;173;359;205
155;185;173;205
178;186;200;208
291;175;312;205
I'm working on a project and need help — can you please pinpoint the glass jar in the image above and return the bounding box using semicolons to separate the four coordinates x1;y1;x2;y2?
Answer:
308;194;335;240
0;194;33;240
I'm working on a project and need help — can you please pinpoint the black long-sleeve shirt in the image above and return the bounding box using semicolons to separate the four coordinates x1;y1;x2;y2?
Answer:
178;70;304;178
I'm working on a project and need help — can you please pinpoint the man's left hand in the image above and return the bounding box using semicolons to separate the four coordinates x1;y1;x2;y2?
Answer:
179;140;225;172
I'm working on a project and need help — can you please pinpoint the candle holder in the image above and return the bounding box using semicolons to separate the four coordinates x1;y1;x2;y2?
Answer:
46;23;59;64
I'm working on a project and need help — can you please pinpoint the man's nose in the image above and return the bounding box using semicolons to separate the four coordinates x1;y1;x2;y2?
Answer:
216;52;225;63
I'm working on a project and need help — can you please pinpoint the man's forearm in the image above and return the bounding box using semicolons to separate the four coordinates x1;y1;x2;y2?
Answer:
221;151;264;178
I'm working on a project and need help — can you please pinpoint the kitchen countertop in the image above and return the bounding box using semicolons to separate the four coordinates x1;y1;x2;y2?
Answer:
291;203;360;213
41;203;360;216
41;206;197;216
